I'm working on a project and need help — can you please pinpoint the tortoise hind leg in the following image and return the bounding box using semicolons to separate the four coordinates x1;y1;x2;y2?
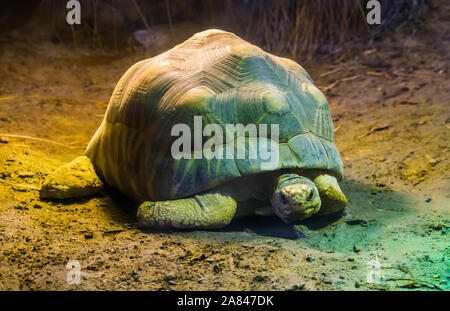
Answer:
40;156;103;199
137;192;237;230
313;174;348;216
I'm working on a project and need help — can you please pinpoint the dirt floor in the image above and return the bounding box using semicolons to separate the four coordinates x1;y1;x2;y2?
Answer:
0;5;448;291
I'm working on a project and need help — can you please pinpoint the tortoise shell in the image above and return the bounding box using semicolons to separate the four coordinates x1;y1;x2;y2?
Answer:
86;29;343;201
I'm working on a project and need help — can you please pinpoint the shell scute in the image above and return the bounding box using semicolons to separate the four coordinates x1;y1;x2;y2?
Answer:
86;29;343;200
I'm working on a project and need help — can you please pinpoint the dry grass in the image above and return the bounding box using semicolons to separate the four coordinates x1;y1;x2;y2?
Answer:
37;0;428;61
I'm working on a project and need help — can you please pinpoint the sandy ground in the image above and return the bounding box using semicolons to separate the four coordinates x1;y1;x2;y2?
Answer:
0;6;448;291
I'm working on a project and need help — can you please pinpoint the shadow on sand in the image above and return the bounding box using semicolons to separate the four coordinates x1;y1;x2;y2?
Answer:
90;178;416;240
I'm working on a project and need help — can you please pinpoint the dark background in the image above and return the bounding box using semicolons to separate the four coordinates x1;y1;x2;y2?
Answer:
0;0;429;61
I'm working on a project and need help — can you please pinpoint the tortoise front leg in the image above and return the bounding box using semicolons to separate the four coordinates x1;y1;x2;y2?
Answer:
40;156;104;199
313;174;348;216
137;192;237;230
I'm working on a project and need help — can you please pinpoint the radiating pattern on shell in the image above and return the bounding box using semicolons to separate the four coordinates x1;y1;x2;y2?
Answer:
86;29;343;201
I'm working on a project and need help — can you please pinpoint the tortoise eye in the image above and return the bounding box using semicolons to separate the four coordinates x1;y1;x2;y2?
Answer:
280;193;289;204
307;190;314;202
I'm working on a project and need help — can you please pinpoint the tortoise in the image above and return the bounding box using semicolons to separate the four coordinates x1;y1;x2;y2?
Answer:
40;29;347;230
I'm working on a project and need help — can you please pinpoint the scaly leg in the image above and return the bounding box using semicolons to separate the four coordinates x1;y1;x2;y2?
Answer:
137;192;237;230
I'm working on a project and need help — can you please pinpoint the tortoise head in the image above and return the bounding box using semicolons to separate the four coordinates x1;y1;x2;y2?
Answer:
270;173;321;223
